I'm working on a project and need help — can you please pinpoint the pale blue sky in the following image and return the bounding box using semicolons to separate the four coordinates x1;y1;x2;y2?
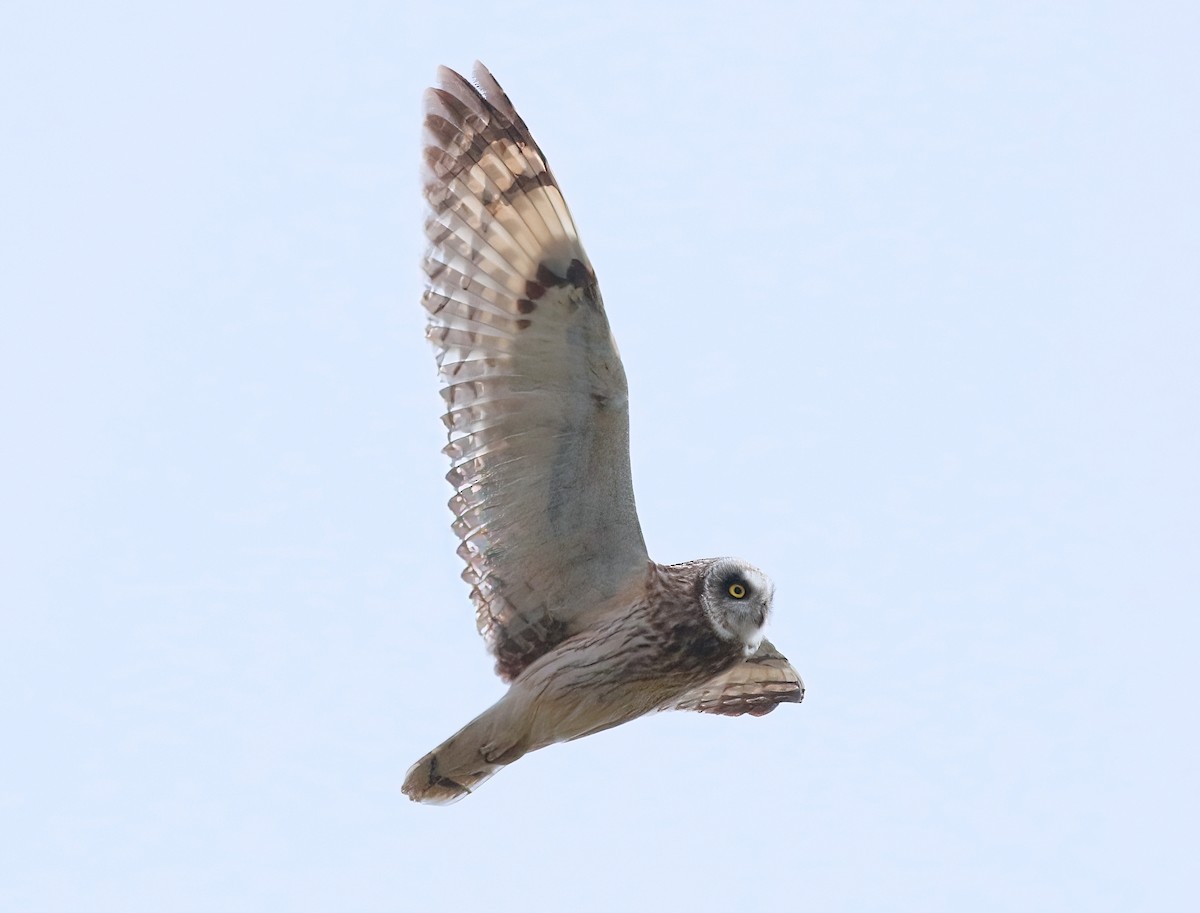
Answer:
2;1;1197;910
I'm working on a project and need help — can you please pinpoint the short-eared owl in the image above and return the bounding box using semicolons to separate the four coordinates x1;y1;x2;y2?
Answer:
404;63;803;804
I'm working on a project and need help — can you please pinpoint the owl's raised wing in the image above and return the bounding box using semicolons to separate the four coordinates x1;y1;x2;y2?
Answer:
668;640;805;716
422;63;649;681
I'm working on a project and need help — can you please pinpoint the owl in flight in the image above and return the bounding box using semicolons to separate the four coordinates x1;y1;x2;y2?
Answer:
404;63;804;804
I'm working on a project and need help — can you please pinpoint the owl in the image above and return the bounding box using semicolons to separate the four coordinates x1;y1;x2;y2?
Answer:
404;63;803;804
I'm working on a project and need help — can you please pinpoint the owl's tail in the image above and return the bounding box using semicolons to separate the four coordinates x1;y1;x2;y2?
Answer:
402;637;647;804
402;702;528;805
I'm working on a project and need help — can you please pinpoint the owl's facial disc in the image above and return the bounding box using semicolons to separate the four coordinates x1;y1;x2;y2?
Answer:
700;558;774;655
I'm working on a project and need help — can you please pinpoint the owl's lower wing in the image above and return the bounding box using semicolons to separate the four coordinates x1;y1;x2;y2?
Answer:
668;639;804;716
423;63;649;681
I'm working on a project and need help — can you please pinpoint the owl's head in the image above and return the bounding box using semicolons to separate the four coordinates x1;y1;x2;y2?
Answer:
699;558;774;655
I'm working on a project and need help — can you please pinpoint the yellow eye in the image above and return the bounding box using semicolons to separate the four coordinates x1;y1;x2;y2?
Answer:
728;583;747;599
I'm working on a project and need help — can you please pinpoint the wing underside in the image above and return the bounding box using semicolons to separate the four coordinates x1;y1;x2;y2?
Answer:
422;64;650;681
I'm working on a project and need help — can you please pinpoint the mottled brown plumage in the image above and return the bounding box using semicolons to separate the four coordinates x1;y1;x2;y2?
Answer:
405;63;803;804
